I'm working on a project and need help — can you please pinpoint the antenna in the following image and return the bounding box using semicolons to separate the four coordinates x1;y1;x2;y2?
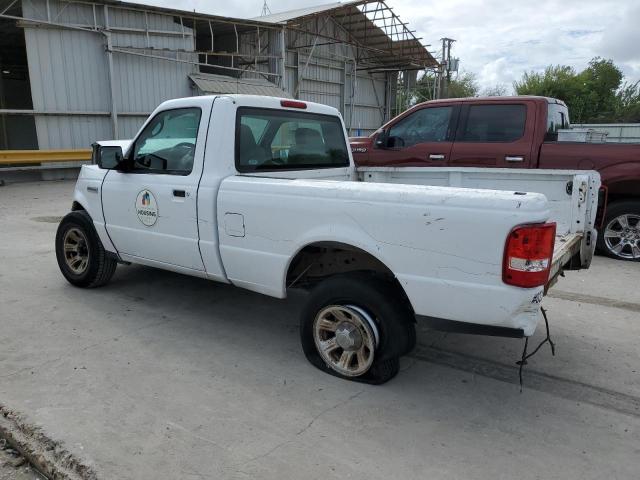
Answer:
261;0;271;16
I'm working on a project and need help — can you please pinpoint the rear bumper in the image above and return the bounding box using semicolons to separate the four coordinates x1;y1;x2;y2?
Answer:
397;273;544;337
415;315;524;338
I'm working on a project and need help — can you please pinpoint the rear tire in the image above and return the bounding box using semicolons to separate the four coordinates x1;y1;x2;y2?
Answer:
300;272;414;384
597;200;640;261
56;211;117;287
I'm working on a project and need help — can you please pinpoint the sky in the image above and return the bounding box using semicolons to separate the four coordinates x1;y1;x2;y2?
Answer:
132;0;640;94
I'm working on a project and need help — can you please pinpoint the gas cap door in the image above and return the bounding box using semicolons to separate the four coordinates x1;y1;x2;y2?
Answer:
224;213;245;237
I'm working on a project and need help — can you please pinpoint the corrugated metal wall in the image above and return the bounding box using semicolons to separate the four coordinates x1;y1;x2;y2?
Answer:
22;0;195;148
19;0;396;148
283;17;392;135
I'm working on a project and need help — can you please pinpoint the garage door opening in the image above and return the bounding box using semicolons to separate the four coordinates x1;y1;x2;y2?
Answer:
0;2;38;150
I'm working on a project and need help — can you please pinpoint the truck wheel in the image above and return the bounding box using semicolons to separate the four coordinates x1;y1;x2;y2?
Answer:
55;211;117;287
300;273;414;384
597;201;640;261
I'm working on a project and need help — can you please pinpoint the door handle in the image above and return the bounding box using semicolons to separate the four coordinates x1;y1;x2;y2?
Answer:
429;154;446;160
505;156;524;162
173;189;186;198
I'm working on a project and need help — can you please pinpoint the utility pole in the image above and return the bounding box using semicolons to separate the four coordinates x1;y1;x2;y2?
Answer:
261;0;271;16
438;37;455;99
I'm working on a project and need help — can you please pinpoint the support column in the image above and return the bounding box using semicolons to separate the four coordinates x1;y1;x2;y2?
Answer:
104;5;118;139
280;26;287;92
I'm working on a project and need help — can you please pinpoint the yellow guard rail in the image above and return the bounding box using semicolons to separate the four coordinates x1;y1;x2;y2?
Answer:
0;149;92;166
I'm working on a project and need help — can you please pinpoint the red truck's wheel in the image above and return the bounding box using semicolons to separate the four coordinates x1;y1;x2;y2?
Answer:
597;201;640;261
300;272;415;384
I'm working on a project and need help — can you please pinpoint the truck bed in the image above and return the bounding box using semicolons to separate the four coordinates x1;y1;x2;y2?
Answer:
357;167;600;286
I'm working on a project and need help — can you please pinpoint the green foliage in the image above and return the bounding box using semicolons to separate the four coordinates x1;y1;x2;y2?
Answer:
411;72;438;104
483;84;509;97
514;57;640;123
413;71;479;104
447;71;480;98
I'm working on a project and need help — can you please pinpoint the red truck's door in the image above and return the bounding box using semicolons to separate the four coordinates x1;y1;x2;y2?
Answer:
367;103;459;166
449;102;536;168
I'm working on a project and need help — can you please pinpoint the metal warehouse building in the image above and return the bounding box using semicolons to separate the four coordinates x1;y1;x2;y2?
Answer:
0;0;435;151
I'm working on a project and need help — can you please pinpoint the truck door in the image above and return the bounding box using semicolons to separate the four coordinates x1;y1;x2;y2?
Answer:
101;104;210;272
367;104;459;166
449;102;535;167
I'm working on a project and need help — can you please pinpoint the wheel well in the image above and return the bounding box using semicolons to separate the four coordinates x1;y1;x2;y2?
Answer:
71;201;85;211
286;242;414;314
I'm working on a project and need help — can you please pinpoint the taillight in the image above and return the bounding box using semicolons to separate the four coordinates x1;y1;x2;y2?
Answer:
280;100;307;109
503;222;556;288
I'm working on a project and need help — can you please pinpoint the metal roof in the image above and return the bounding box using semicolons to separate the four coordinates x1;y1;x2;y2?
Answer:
189;73;292;98
254;0;436;69
255;1;362;24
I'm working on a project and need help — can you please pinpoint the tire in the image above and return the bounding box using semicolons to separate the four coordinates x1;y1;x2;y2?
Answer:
597;200;640;261
55;211;117;287
300;272;414;385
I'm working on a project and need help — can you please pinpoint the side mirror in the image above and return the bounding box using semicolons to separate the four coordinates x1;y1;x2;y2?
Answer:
386;135;405;148
375;130;389;148
93;144;124;170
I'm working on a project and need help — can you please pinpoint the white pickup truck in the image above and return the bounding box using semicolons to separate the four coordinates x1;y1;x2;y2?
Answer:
56;95;600;384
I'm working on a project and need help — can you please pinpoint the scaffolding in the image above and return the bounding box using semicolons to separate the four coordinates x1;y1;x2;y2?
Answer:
0;0;439;148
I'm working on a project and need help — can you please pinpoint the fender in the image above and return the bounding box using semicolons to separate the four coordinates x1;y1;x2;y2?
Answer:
72;165;119;255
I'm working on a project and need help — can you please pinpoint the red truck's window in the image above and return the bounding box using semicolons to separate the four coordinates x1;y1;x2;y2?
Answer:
387;106;453;147
458;104;526;142
236;107;349;172
546;103;570;141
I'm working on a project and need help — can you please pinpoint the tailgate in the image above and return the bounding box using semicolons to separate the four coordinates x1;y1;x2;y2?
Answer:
358;167;601;285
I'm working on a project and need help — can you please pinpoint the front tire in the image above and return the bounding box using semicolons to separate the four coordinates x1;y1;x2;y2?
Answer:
55;211;117;287
597;200;640;261
300;273;414;384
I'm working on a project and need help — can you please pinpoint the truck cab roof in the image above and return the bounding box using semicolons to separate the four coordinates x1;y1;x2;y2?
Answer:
414;96;566;107
155;94;343;118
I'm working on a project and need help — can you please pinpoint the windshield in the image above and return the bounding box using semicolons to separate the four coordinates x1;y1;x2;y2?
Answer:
236;107;350;172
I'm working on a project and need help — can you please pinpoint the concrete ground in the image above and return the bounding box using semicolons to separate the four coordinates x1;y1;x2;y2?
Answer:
0;180;638;480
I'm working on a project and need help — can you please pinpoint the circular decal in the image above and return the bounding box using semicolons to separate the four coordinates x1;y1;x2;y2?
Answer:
135;189;158;226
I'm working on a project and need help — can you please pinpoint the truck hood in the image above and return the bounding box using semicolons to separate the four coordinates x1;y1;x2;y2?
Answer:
78;163;108;181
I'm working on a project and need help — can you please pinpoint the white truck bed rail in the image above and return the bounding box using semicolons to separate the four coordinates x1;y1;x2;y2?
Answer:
358;167;601;284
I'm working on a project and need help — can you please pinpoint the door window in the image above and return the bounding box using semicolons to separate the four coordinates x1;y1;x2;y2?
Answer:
131;108;202;175
457;104;526;142
387;107;453;147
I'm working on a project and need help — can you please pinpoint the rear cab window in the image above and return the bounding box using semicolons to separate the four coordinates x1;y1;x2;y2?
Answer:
546;102;570;141
457;104;526;142
236;107;350;172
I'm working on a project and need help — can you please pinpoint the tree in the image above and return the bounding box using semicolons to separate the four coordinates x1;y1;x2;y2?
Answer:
413;70;479;104
615;81;640;122
447;71;480;98
513;57;640;123
483;84;509;97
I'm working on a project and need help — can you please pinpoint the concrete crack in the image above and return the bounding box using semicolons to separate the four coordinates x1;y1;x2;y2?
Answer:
296;390;364;436
239;390;364;467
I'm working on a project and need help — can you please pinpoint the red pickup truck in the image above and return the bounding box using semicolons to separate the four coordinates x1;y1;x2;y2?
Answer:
350;96;640;261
